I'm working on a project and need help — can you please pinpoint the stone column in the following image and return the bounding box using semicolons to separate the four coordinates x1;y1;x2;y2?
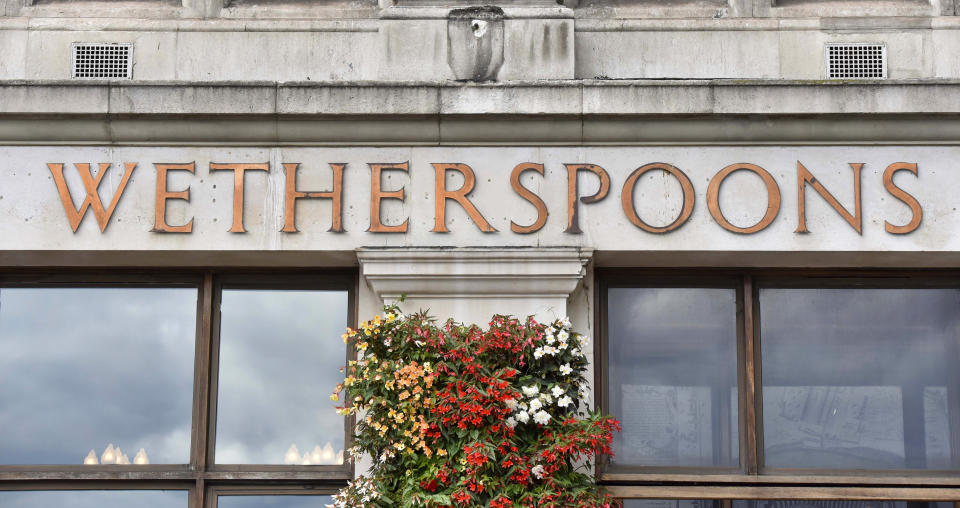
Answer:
356;247;592;325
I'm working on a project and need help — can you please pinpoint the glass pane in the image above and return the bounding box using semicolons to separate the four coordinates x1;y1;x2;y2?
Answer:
760;288;960;470
734;502;952;508
623;501;718;508
215;290;348;464
0;287;196;465
218;495;334;507
0;490;188;508
607;287;739;467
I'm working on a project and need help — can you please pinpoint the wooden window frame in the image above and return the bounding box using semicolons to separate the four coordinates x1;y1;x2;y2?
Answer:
205;484;340;508
0;268;358;508
596;269;960;502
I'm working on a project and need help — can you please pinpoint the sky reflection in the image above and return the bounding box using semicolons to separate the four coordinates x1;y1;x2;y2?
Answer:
215;289;347;464
0;287;196;465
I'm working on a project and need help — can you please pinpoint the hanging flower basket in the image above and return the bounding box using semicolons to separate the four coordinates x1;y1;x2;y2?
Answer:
330;304;622;508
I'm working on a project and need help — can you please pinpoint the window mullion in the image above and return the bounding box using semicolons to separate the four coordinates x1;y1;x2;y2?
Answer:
193;477;205;508
205;277;225;472
742;275;761;475
192;272;215;472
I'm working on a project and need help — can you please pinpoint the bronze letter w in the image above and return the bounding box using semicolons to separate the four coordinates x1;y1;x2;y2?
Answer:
47;162;136;233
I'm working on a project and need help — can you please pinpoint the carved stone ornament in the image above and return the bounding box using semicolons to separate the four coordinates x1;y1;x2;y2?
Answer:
446;6;505;82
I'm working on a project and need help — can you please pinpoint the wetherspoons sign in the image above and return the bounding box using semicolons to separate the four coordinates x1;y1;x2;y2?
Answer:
44;159;922;236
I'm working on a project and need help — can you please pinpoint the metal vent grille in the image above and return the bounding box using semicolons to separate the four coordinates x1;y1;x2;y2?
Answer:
825;43;886;79
71;43;132;79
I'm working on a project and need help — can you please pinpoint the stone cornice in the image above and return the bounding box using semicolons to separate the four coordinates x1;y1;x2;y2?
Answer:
6;79;960;115
2;80;960;144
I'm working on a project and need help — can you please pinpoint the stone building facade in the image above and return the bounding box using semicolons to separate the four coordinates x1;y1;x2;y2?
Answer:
1;0;959;506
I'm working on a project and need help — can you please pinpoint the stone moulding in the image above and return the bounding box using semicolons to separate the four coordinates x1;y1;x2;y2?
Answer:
2;81;960;145
357;247;592;300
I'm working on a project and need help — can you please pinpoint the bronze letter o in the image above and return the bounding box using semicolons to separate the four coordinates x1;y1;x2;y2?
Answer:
621;162;695;234
707;163;781;234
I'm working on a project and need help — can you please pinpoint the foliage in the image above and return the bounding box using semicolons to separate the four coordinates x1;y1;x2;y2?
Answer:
329;305;621;508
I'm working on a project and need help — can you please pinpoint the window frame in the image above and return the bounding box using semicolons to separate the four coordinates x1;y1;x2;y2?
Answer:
0;269;357;508
596;268;960;501
205;484;339;508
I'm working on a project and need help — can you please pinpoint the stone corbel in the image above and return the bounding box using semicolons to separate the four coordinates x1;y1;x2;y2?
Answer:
357;248;592;325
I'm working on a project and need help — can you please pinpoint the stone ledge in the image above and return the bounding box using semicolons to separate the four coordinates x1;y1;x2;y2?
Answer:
3;80;960;116
4;15;957;32
1;81;960;143
0;16;380;32
2;114;960;145
379;6;574;19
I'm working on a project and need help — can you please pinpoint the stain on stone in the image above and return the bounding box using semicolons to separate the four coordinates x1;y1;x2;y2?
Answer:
558;22;570;57
543;23;552;61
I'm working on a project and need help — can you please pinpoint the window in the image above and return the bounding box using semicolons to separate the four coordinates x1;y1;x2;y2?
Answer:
0;490;189;507
0;271;355;507
0;286;196;466
622;501;719;508
599;271;960;501
760;285;959;470
606;284;739;468
620;501;954;508
213;286;349;465
216;494;334;507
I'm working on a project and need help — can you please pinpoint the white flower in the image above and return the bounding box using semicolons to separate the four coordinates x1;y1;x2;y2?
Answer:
545;335;555;345
551;385;565;398
557;341;568;350
531;464;546;479
505;417;517;428
559;363;573;376
533;410;551;425
522;385;539;398
544;345;557;356
533;347;545;359
572;347;584;357
558;330;570;341
518;401;528;411
529;398;543;411
505;398;518;410
540;393;553;404
578;335;589;347
516;410;530;423
545;326;556;336
558;395;573;407
561;317;571;330
579;388;591;403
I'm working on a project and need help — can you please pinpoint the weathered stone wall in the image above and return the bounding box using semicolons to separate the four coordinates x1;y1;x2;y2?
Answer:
0;0;956;81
